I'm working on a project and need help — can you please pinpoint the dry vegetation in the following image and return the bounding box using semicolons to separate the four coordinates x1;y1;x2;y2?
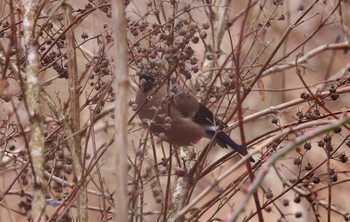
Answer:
1;0;350;221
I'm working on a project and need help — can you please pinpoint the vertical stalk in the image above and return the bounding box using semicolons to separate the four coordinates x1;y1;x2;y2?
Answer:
20;0;46;221
112;0;129;221
63;2;87;221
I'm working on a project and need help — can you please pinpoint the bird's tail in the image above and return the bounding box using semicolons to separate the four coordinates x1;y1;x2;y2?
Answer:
206;127;255;162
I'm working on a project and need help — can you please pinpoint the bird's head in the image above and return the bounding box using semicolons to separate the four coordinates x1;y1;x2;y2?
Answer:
139;74;156;92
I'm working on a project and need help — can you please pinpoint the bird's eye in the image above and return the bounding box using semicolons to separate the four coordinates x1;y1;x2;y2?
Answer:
170;86;178;93
140;78;148;85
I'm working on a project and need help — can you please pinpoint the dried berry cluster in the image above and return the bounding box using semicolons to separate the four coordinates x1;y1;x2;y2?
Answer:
127;3;210;84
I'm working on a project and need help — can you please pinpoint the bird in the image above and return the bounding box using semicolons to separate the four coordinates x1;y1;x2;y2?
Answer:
134;74;255;162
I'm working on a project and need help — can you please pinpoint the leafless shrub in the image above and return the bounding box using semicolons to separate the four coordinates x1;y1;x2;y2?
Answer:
0;0;350;222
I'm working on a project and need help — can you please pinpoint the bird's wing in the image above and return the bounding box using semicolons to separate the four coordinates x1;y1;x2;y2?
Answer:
171;86;200;117
168;84;213;123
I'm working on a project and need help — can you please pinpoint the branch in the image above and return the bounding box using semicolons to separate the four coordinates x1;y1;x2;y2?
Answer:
111;0;129;221
21;0;46;221
226;115;350;221
261;40;350;78
63;2;88;222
